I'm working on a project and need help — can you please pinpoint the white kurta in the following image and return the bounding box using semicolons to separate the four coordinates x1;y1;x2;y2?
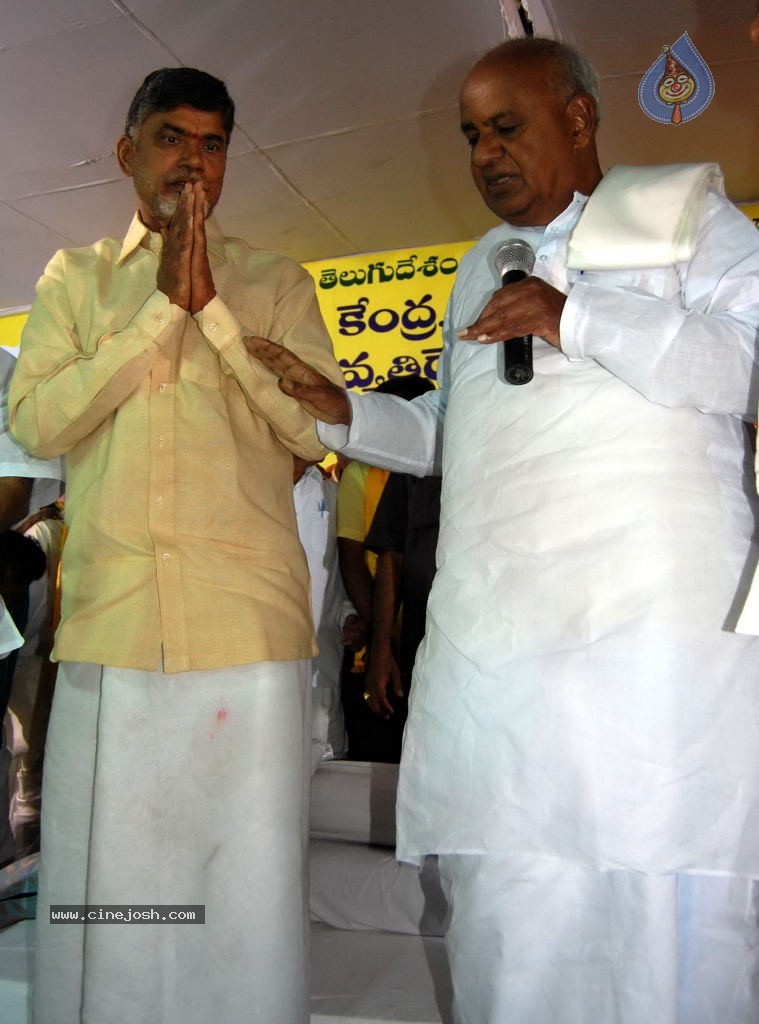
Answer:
737;575;759;633
323;186;759;877
737;439;759;633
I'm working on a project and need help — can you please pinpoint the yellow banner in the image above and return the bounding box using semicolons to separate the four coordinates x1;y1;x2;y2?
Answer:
0;313;30;351
740;202;759;228
302;239;474;391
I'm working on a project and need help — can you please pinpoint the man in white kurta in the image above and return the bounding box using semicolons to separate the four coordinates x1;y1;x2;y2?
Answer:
248;38;759;1024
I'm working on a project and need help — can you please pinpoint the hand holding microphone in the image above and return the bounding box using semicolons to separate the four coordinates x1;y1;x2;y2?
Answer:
494;239;536;385
456;239;567;382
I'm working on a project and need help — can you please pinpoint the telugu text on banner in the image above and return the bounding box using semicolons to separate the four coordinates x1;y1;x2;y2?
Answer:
302;240;475;392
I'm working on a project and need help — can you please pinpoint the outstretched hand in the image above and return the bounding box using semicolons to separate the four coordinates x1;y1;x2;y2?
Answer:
243;336;350;424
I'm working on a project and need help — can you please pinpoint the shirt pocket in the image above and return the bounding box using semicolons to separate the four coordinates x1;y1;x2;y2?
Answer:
568;265;684;305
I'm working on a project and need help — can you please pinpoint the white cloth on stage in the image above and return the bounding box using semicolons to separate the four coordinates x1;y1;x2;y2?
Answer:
438;854;759;1024
34;658;311;1024
320;180;759;877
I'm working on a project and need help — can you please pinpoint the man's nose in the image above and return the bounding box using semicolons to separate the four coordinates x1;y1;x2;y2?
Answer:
471;130;504;167
178;141;204;170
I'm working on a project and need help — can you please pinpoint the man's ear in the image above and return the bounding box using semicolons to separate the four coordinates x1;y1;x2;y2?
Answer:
566;94;597;150
116;135;134;177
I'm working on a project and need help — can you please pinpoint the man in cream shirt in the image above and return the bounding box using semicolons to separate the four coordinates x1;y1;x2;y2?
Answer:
10;67;342;1023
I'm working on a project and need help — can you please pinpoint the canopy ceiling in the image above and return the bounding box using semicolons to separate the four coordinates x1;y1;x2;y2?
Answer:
1;0;757;313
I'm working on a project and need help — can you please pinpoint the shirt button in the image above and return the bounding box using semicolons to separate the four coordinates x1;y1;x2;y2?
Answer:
208;322;218;331
162;553;170;565
157;497;165;509
159;383;168;393
158;436;166;448
538;254;548;262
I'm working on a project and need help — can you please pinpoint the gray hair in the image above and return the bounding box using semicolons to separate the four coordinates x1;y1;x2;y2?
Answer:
479;37;601;123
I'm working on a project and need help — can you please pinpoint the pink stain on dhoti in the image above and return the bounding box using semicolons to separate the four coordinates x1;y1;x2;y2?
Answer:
208;708;229;740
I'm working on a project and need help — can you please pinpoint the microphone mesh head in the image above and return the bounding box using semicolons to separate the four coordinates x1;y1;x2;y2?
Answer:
494;238;536;277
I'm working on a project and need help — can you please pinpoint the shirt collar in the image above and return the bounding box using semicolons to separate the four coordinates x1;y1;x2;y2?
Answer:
499;192;590;244
569;190;590;213
547;191;590;232
117;211;228;265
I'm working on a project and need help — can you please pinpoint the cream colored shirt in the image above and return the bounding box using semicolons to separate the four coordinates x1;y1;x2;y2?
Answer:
9;214;344;673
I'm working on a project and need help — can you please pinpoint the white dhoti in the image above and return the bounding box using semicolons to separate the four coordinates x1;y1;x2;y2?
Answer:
34;659;311;1024
439;855;759;1024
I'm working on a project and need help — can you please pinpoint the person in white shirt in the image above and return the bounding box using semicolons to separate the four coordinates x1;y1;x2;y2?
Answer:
0;531;47;864
246;37;759;1024
292;456;350;765
0;349;64;864
0;350;64;530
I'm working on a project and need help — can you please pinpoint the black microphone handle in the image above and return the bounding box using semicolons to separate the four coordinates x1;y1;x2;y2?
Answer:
499;267;532;385
503;335;533;385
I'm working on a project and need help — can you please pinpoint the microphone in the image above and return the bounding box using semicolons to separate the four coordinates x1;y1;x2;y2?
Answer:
494;239;536;385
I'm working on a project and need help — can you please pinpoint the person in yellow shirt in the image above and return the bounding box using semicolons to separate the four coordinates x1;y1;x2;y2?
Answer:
9;67;343;1024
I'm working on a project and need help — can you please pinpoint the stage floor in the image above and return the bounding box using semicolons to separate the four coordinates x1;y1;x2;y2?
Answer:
0;919;452;1023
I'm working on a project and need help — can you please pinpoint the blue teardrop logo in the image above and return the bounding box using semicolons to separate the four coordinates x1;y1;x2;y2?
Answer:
638;32;715;124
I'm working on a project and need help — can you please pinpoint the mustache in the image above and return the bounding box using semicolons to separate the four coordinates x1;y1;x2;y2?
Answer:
165;176;206;188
